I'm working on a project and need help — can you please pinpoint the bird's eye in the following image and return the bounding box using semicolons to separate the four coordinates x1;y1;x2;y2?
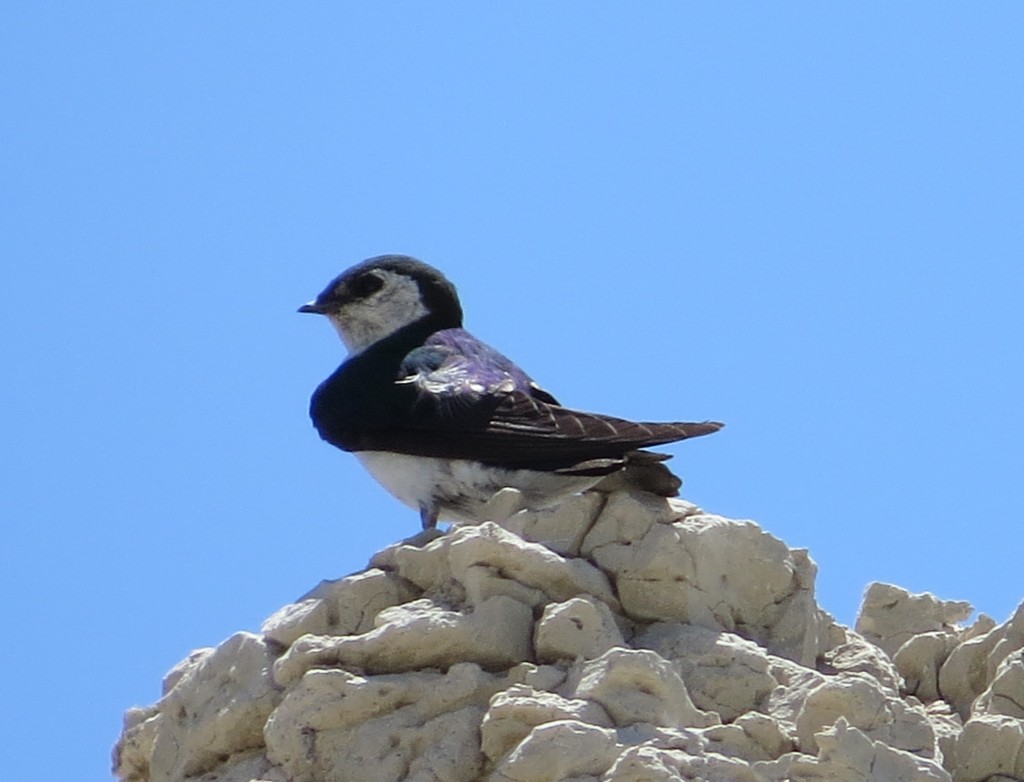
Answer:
348;272;385;299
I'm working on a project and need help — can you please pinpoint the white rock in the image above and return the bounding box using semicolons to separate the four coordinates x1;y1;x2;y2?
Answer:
374;521;621;613
700;712;793;763
586;518;688;606
569;647;714;729
481;684;613;762
188;750;283;782
364;526;447;579
635;622;777;722
975;650;1024;718
579;491;688;553
534;596;625;663
952;714;1024;782
925;701;963;776
940;602;1024;719
111;491;1024;782
149;632;281;782
769;718;951;782
763;656;828;743
939;632;1003;720
265;663;497;782
307;568;418;635
482;486;527;522
613;722;706;752
665;496;702;516
447;521;620;609
504;661;569;693
488;719;620;782
735;711;794;759
160;647;213;694
112;707;161;782
795;672;937;758
856;582;973;658
962;612;997;642
502;491;605;556
586;513;822;665
821;630;904;694
260;598;331;648
376;533;454;594
602;744;762;782
462;563;550;607
894;631;960;703
272;595;533;685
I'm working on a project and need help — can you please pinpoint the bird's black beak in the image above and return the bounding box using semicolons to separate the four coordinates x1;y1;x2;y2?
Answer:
298;301;324;314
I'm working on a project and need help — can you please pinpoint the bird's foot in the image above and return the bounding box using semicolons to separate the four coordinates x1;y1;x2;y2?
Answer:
419;504;439;530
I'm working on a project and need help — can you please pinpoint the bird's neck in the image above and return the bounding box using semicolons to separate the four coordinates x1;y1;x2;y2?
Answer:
351;312;459;361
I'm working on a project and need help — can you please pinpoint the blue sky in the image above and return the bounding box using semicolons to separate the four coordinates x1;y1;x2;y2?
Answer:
2;4;1023;779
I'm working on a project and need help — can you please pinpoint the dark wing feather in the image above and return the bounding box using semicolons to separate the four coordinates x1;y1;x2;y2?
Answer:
371;369;723;469
311;328;722;471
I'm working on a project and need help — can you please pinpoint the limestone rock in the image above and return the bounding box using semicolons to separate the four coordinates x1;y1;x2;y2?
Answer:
272;595;534;684
821;629;904;694
635;622;777;722
939;602;1024;719
112;489;1024;782
189;751;284;782
975;650;1024;719
502;491;605;556
488;720;619;782
579;492;695;552
584;511;823;665
264;663;499;782
952;714;1024;782
764;658;829;741
895;631;960;703
568;647;714;729
480;685;613;762
856;582;973;659
700;712;794;762
259;598;330;649
794;672;937;757
602;744;762;782
926;701;964;776
262;568;419;647
534;595;625;663
373;520;619;612
113;706;161;782
762;718;951;782
447;521;619;609
120;632;281;782
160;647;214;694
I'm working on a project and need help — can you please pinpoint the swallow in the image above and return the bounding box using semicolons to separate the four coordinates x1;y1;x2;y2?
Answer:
300;255;723;529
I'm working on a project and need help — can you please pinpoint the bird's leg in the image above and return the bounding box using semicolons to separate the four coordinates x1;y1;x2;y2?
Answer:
419;504;439;530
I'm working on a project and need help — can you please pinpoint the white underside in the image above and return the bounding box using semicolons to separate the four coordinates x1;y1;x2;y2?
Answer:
355;451;603;523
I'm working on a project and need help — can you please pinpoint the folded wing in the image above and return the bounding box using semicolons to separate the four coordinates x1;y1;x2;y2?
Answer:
357;346;724;470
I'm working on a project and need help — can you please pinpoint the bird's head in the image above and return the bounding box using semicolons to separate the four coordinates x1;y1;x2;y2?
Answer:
299;255;463;353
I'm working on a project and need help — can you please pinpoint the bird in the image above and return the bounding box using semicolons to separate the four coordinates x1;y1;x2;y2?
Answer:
299;255;723;529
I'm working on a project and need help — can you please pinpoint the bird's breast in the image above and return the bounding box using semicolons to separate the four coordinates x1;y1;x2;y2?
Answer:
353;450;605;523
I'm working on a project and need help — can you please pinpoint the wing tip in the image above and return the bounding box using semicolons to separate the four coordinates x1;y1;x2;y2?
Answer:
667;420;725;439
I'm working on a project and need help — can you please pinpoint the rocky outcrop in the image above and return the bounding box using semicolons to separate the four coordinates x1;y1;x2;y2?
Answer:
113;491;1024;782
